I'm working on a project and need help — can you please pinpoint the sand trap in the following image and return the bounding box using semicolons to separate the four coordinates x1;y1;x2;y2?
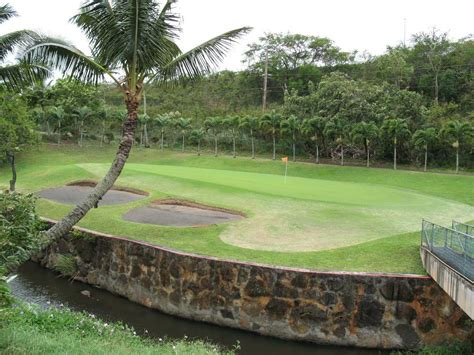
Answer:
37;181;147;206
123;199;244;227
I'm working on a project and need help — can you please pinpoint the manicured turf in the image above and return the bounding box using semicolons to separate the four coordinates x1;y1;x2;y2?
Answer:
2;144;473;274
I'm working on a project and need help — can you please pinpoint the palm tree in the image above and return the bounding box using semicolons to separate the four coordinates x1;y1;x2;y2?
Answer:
281;115;302;162
175;117;192;152
190;128;205;156
224;115;240;158
413;127;437;172
382;118;410;170
24;0;250;240
137;113;151;147
441;121;473;174
301;116;325;164
48;106;66;145
0;4;48;88
154;112;174;150
239;115;259;159
204;116;222;157
73;106;93;147
260;111;281;160
324;117;348;166
351;121;379;168
98;106;111;146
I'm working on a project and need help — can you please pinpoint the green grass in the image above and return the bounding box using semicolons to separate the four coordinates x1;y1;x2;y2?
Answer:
2;144;473;274
0;303;232;355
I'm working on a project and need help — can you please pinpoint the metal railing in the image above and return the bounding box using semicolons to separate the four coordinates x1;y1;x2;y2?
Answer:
421;219;474;282
452;220;474;237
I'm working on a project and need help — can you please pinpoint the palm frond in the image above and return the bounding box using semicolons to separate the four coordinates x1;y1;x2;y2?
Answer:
0;4;16;25
158;27;252;82
23;39;110;85
0;62;50;90
0;30;39;61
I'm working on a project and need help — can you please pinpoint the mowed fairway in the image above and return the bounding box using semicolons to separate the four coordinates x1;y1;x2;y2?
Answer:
2;145;473;273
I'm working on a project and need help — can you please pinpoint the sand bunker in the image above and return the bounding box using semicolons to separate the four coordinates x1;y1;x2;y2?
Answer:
123;199;244;227
37;180;148;206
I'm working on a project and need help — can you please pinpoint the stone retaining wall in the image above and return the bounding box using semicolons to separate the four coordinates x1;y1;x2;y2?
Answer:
34;223;473;349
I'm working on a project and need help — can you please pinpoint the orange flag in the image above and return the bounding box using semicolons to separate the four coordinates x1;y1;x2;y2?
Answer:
281;157;288;163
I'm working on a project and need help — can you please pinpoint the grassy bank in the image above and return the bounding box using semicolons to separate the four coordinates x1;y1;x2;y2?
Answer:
0;303;232;355
1;144;473;274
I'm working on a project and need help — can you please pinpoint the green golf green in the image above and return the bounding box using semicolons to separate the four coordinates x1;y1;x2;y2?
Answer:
2;145;473;274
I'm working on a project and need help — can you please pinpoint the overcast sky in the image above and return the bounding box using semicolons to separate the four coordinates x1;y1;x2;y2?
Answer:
2;0;473;71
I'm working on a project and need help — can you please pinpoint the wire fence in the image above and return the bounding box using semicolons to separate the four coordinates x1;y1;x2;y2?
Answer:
421;220;474;282
452;220;474;237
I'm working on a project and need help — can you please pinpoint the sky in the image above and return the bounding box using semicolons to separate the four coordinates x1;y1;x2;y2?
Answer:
2;0;473;71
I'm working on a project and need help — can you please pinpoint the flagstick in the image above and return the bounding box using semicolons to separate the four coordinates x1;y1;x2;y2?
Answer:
284;161;288;184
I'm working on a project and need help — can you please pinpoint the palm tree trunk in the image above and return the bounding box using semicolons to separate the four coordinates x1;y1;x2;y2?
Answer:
8;152;16;192
232;134;236;158
455;148;459;174
58;121;61;146
46;121;51;136
44;97;139;242
341;145;344;166
214;137;218;157
144;123;149;148
251;131;255;159
182;134;185;152
394;143;397;170
101;120;105;147
272;133;276;160
424;148;428;172
316;145;319;164
197;141;201;156
79;121;84;147
367;147;370;168
160;129;164;150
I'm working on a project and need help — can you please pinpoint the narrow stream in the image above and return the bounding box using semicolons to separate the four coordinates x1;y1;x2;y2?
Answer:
10;262;386;355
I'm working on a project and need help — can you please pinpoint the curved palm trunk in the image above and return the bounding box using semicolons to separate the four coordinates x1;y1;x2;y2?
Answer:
44;97;139;242
272;133;276;160
251;129;255;159
214;136;218;157
8;152;16;192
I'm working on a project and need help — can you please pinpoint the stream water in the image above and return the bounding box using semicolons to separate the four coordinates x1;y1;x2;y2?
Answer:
10;262;386;355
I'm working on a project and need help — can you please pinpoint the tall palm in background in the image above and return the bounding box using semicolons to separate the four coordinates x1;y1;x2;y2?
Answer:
413;127;437;172
24;0;250;240
204;116;222;157
175;117;192;152
302;116;325;164
154;112;174;150
48;106;66;145
0;4;48;88
441;120;473;174
190;128;205;156
73;106;93;147
260;111;281;160
240;115;259;159
324;117;348;166
225;115;240;158
281;115;302;162
351;121;379;167
382;118;410;170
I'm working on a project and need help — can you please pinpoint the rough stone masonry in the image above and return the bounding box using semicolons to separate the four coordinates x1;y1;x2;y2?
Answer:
34;224;473;350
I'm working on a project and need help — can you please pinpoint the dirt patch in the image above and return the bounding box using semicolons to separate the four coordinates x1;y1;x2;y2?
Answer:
123;199;244;227
37;184;147;206
67;180;149;196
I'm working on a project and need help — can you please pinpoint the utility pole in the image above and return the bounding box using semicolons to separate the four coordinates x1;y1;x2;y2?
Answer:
262;47;268;112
